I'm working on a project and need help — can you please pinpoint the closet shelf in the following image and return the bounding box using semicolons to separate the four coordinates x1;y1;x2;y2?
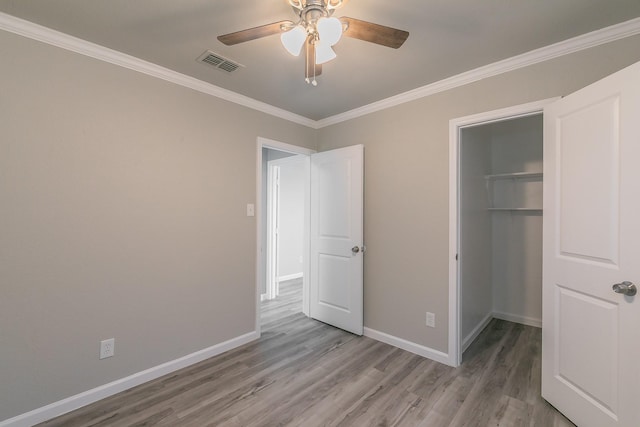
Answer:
486;170;543;212
485;172;543;180
488;208;542;212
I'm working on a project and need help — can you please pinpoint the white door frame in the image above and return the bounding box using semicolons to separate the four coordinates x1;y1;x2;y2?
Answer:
265;161;280;301
447;98;557;367
256;137;315;336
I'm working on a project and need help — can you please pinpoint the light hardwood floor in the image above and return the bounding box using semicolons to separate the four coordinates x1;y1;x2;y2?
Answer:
38;279;574;426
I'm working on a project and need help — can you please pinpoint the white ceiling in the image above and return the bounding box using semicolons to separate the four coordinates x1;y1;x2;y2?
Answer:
2;0;640;121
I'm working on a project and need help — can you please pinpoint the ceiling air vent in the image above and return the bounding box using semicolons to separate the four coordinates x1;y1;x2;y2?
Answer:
197;50;243;73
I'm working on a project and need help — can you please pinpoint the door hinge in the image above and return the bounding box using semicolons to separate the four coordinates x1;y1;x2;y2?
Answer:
456;253;459;261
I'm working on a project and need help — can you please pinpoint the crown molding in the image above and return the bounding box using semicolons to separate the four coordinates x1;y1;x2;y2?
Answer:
316;16;640;128
1;12;640;130
0;12;317;129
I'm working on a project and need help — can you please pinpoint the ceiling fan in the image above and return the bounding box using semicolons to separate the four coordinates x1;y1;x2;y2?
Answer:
217;0;409;85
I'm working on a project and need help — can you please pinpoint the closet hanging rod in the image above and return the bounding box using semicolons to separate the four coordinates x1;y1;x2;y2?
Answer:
485;171;543;180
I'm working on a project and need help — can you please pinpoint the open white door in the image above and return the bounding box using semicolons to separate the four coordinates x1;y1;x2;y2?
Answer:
310;145;364;335
542;61;640;426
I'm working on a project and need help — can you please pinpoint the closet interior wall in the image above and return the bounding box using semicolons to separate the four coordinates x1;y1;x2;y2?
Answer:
460;114;543;353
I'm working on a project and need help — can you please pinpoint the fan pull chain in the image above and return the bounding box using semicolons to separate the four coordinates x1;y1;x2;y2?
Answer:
306;71;317;86
304;34;319;86
312;58;318;86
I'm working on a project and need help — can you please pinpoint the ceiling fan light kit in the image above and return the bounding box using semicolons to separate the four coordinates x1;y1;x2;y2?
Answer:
314;40;337;65
316;16;343;46
218;0;409;85
280;25;307;56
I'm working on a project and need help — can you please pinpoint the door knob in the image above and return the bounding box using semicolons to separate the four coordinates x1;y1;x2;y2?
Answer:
612;281;637;296
351;246;360;254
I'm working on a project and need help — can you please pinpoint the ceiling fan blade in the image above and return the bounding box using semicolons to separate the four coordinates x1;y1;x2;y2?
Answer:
218;20;295;45
340;17;409;49
305;36;322;81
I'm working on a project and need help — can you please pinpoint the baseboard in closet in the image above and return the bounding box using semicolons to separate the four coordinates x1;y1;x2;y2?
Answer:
492;311;542;328
461;312;494;353
462;311;542;354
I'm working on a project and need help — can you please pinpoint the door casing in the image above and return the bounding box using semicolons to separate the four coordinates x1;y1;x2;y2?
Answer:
265;160;280;301
448;98;558;367
256;137;314;336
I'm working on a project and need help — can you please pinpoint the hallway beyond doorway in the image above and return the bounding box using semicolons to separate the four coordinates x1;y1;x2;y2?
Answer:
261;277;303;328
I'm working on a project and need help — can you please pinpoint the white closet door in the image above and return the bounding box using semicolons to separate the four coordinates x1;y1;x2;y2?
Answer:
542;60;640;427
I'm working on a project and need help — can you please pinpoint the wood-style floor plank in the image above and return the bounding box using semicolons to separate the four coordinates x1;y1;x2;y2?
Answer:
38;279;574;427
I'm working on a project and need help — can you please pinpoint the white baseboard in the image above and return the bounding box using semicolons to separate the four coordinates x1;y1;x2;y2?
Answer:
363;327;453;367
461;312;494;353
0;331;259;427
492;311;542;328
278;272;303;282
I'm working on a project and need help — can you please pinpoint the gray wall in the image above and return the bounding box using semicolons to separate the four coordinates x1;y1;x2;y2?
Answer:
3;22;640;423
0;30;315;420
459;126;493;344
316;34;640;353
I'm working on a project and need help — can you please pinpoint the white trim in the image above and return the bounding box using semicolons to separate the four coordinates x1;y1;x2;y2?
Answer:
266;161;280;300
316;17;640;128
2;12;639;129
448;98;558;367
493;311;542;329
0;331;258;427
447;123;461;368
258;138;315;156
447;98;558;129
301;158;311;317
0;12;316;129
363;327;453;367
256;138;315;334
461;312;494;353
279;272;304;282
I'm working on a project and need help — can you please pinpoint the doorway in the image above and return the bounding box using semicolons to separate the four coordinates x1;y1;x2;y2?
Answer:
263;151;308;325
256;138;314;335
447;98;556;367
256;138;365;337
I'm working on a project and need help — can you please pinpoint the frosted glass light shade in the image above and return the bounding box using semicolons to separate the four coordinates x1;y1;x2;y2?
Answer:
317;16;342;46
281;25;307;56
315;41;336;64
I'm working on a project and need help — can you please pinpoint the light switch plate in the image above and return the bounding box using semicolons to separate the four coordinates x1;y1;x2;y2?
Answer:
246;203;255;217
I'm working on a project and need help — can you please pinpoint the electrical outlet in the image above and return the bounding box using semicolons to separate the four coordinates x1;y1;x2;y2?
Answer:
100;338;115;359
426;312;436;328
